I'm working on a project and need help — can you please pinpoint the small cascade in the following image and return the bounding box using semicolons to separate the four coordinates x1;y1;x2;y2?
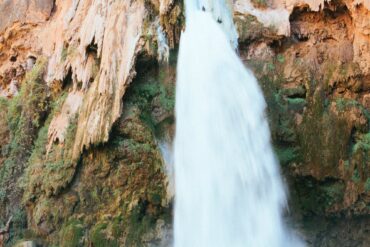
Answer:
157;21;170;63
174;0;304;246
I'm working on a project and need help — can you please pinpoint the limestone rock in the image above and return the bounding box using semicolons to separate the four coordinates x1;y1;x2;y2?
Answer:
0;0;54;32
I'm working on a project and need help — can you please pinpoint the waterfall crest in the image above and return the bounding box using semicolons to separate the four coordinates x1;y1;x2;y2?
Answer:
174;1;304;246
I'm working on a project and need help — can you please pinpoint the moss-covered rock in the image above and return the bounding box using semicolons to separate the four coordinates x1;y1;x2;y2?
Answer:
60;219;85;247
17;56;174;246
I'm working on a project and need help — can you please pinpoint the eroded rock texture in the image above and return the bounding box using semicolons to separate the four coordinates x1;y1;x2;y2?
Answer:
239;0;370;246
0;0;368;246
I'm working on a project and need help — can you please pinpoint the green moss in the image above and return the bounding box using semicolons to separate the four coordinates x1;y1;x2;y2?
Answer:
321;183;345;207
287;98;306;111
91;222;119;247
299;90;353;174
127;80;174;113
353;133;370;153
60;219;84;247
274;146;300;165
335;98;357;111
27;122;50;165
0;57;49;190
8;57;49;141
298;178;345;214
21;92;75;201
125;202;156;246
267;62;275;71
111;216;124;239
281;86;306;98
276;54;285;63
64;114;78;153
344;160;350;170
351;168;361;184
149;192;162;205
158;84;175;112
365;178;370;192
6;208;27;246
0;96;8;108
335;98;370;120
61;45;78;62
124;66;175;134
0;188;5;203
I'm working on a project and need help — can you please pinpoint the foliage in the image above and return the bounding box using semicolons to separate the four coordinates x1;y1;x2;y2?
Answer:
353;132;370;153
20;89;70;199
297;178;345;214
125;68;175;132
276;54;285;63
125;201;157;247
351;168;361;184
6;208;27;246
0;188;6;203
274;146;300;166
60;219;85;247
0;57;49;190
365;178;370;193
335;98;370;120
90;222;119;247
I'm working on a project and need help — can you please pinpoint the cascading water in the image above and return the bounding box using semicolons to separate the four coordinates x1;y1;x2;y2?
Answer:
174;0;304;246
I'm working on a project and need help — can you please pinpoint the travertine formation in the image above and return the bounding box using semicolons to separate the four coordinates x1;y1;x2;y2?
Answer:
0;0;368;246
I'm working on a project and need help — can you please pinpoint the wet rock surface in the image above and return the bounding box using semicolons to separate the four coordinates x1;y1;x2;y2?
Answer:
241;1;369;246
0;0;368;246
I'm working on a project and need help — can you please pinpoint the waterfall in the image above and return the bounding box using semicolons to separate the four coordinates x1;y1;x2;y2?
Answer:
174;0;304;246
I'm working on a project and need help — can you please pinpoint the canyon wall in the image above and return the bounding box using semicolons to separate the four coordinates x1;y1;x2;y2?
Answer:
0;0;368;246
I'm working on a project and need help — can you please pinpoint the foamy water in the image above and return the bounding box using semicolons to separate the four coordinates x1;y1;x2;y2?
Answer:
174;1;304;246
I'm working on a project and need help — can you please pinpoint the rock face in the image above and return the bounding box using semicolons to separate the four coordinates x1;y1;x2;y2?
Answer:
237;0;370;245
0;0;368;246
0;0;54;33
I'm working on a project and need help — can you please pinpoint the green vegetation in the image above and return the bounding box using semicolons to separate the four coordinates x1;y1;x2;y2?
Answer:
344;160;350;170
274;146;300;166
365;178;370;193
276;54;285;63
353;132;370;153
7;57;49;151
351;168;361;183
0;188;6;203
125;66;175;133
60;219;85;247
125;202;157;247
90;222;119;247
0;57;49;193
287;98;306;111
321;182;345;207
127;80;175;112
6;208;27;246
61;44;78;62
298;178;345;214
21;93;74;202
111;216;124;239
335;98;370;122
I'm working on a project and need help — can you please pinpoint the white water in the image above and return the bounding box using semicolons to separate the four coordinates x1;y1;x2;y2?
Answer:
174;0;303;246
157;20;170;63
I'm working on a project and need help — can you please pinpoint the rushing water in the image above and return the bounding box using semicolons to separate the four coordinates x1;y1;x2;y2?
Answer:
174;0;303;246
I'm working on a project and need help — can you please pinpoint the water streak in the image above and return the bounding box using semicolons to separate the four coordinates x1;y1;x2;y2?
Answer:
174;1;303;246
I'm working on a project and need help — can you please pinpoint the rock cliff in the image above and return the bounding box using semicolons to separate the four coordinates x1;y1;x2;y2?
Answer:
0;0;368;246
